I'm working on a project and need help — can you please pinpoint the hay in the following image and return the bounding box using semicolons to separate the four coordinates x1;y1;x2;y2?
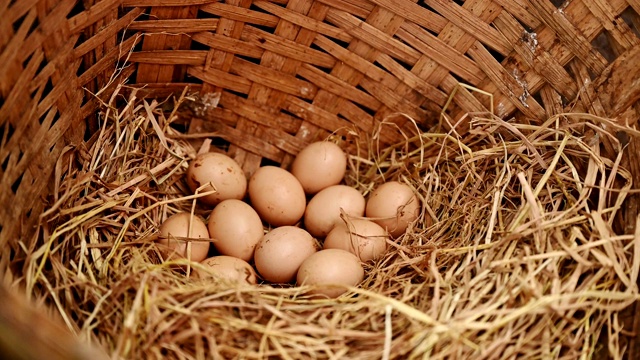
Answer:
22;83;640;359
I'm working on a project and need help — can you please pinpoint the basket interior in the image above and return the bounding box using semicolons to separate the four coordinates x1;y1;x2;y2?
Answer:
1;1;640;354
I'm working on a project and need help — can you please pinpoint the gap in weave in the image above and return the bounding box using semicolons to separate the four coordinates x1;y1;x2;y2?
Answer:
309;42;326;56
73;35;85;58
0;123;15;155
27;17;39;38
249;3;279;35
49;110;61;130
83;120;94;142
39;79;55;108
196;9;217;19
168;120;189;134
184;71;203;85
235;53;262;66
38;109;49;126
260;157;280;167
370;59;392;80
12;12;28;32
210;137;231;153
279;108;304;133
11;172;23;194
327;36;351;53
1;152;9;173
487;46;505;64
35;55;47;79
591;31;618;63
79;85;90;107
621;7;640;38
133;10;150;22
393;56;415;72
550;0;567;8
225;88;248;100
515;17;535;33
189;39;209;51
120;26;138;44
532;91;544;108
22;52;34;73
416;0;440;16
66;1;86;20
250;1;282;13
352;90;377;117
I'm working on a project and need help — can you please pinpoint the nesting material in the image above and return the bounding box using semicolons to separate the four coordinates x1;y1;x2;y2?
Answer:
24;84;640;359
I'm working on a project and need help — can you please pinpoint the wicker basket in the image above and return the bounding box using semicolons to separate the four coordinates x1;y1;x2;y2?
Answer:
2;0;640;358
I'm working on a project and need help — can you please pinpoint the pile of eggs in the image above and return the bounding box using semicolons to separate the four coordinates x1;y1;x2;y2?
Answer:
157;142;420;298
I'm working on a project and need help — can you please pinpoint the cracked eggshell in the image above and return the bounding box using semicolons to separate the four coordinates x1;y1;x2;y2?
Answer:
196;256;257;284
304;185;365;238
186;152;247;206
323;218;388;262
291;141;347;194
248;166;306;227
207;199;264;262
254;226;318;283
296;249;364;298
158;212;210;262
365;181;420;238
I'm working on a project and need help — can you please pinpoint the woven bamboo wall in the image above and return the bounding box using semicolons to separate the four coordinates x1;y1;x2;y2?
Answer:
2;0;640;279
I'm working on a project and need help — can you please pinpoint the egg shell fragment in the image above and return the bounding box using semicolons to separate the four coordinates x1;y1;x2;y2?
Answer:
254;226;318;283
296;249;364;298
304;185;365;238
365;181;420;238
291;141;347;194
196;256;257;284
248;166;306;227
323;219;388;262
186;152;247;206
207;199;264;262
158;212;210;262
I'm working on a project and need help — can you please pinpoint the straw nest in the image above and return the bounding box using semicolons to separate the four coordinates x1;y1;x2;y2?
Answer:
18;83;640;359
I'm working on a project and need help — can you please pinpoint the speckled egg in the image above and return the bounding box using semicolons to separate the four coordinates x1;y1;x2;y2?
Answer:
248;166;306;226
254;226;318;283
186;152;247;206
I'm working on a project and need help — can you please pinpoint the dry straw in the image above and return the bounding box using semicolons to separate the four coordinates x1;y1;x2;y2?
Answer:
21;82;640;359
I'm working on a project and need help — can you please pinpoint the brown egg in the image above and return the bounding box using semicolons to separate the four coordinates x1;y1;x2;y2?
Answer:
186;152;247;206
248;166;306;226
254;226;318;283
158;212;210;262
323;218;388;262
207;199;264;262
291;141;347;194
365;181;421;238
304;185;365;238
296;249;364;298
196;256;257;284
